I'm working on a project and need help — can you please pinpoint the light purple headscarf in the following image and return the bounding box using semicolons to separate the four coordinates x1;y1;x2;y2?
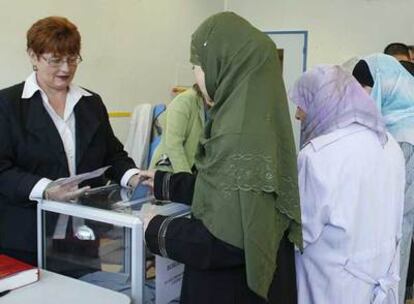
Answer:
290;65;387;147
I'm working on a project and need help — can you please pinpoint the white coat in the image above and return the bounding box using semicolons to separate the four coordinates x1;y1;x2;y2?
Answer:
296;124;405;304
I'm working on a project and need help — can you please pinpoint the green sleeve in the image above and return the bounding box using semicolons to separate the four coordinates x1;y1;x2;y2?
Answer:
160;97;193;172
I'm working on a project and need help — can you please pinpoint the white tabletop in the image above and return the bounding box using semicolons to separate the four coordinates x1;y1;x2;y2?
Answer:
0;269;131;304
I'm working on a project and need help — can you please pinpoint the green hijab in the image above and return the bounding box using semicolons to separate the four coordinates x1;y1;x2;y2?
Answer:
190;12;302;299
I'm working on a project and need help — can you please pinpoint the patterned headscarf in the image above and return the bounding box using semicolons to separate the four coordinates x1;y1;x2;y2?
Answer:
190;12;301;299
290;65;387;146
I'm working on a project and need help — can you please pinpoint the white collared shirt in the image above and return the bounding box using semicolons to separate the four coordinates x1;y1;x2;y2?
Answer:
26;73;138;200
23;72;92;176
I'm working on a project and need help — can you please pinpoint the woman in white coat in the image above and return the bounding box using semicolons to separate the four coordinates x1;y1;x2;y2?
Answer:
290;65;405;304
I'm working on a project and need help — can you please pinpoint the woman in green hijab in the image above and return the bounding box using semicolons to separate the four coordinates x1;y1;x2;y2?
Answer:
141;12;301;303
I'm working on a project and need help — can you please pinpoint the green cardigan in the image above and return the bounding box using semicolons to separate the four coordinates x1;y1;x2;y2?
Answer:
149;88;205;173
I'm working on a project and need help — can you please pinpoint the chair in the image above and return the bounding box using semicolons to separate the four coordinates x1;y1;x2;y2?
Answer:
147;104;166;165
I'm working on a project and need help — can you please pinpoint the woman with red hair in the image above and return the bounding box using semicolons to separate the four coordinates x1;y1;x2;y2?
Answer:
0;16;140;266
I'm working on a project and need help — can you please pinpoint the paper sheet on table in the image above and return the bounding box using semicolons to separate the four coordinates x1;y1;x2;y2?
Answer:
53;166;111;187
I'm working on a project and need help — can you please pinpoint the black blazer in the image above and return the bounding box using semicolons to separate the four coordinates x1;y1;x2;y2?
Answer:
0;82;136;253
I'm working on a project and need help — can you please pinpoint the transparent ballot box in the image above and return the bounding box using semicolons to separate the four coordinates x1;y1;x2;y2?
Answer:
37;184;190;304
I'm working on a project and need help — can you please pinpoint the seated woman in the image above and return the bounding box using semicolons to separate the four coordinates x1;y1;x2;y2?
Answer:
353;54;414;304
291;65;405;304
139;12;301;304
0;16;140;266
149;84;212;173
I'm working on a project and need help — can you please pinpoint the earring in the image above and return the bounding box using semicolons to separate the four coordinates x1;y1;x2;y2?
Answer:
32;65;38;71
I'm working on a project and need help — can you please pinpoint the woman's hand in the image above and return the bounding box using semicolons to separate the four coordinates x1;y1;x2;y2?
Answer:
127;173;141;188
140;203;159;231
44;180;90;202
137;170;156;189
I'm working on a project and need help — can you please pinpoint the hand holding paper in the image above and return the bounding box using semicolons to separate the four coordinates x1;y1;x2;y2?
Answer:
137;170;156;189
44;166;110;202
51;166;111;187
44;183;90;202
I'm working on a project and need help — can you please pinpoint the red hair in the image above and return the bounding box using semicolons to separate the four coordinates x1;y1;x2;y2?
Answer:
27;16;81;56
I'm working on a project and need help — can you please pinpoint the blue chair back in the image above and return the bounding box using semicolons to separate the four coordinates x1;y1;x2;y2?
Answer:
147;104;166;164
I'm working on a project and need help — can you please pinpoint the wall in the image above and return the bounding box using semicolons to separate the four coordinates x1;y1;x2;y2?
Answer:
226;0;414;68
3;1;408;142
0;0;223;141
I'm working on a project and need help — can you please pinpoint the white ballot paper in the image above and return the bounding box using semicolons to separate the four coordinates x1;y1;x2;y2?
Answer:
53;166;111;187
50;166;111;239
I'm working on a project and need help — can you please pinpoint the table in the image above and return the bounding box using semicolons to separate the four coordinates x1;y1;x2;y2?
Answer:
0;270;130;304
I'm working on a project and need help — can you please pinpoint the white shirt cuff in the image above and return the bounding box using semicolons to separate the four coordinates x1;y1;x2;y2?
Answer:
121;168;140;188
29;177;53;200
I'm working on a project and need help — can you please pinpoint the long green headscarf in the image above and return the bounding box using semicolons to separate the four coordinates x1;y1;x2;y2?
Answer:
190;12;302;299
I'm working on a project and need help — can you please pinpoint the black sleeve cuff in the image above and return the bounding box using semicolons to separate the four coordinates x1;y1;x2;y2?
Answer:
145;215;168;255
169;173;195;204
153;171;195;204
154;171;167;200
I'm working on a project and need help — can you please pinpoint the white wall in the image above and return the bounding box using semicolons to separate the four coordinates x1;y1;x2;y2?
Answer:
227;0;414;68
0;0;223;141
4;1;409;142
